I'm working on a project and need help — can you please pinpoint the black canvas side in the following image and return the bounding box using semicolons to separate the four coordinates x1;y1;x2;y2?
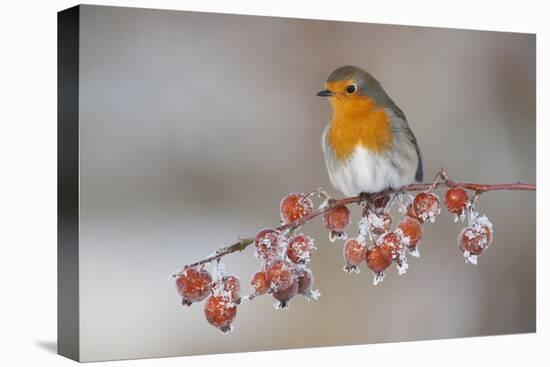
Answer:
57;5;80;362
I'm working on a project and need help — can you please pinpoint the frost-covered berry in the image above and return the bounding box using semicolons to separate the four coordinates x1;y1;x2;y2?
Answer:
343;238;367;273
398;217;423;251
367;212;392;235
273;278;299;309
250;271;269;296
371;195;390;213
459;213;494;264
266;259;295;292
280;193;313;224
254;228;281;262
204;294;237;333
296;267;313;295
380;232;402;254
444;188;469;215
296;267;320;301
176;268;212;306
366;242;394;274
413;192;441;223
221;275;241;303
286;234;315;264
406;203;425;223
458;225;493;256
323;205;351;232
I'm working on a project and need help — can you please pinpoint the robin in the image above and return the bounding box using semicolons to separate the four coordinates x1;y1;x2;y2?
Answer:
317;65;423;198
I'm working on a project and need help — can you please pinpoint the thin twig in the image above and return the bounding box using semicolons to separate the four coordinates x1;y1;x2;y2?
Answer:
172;170;535;277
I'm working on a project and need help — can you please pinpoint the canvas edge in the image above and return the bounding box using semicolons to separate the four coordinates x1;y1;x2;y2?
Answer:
57;4;80;362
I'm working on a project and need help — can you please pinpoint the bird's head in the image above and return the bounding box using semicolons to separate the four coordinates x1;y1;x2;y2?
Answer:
317;65;384;114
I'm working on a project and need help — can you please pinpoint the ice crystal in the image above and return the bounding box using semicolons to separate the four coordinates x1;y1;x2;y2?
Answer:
397;261;409;275
304;289;321;301
463;250;478;265
357;216;370;243
373;272;385;286
409;247;420;258
343;264;361;274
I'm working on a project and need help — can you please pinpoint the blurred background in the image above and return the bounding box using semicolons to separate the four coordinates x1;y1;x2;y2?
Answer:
78;5;535;362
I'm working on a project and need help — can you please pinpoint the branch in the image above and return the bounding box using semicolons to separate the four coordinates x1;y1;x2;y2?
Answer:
172;168;535;277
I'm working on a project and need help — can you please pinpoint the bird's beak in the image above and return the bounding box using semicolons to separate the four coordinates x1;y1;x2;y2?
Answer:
316;89;333;97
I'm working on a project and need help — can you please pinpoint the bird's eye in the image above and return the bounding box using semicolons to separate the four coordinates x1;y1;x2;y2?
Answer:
346;84;356;94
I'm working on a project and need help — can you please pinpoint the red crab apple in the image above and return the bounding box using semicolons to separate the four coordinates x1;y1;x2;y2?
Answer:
176;268;212;306
266;259;295;292
250;271;269;296
323;205;351;232
445;188;469;215
412;192;441;223
280;193;313;224
204;294;237;333
286;234;314;264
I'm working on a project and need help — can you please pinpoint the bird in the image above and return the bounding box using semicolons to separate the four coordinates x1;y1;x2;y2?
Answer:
317;65;423;198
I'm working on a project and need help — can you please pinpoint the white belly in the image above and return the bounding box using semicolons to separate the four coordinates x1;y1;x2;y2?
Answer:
321;124;419;197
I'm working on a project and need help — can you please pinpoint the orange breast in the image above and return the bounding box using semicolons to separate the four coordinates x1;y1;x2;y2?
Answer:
328;96;393;160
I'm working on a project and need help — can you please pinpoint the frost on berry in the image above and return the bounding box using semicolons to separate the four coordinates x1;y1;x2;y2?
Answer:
343;238;367;274
458;212;494;265
392;232;409;275
176;267;212;306
367;212;392;236
357;216;370;243
273;278;299;310
266;259;296;292
286;234;315;264
204;294;237;333
250;271;269;297
413;192;441;223
280;193;313;224
323;205;351;240
398;217;423;253
254;228;281;262
445;188;470;219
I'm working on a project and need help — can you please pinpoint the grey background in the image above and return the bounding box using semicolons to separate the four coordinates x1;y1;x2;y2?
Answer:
78;5;535;362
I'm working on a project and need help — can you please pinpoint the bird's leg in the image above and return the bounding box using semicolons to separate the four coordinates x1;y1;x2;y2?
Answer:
384;191;400;213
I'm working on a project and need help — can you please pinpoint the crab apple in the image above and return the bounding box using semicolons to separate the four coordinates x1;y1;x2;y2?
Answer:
323;205;351;232
366;242;395;274
343;238;367;273
380;232;403;254
406;204;425;223
254;228;281;262
204;294;237;333
368;212;392;235
458;225;492;256
286;234;315;264
413;192;441;223
398;217;423;250
371;195;390;213
266;259;296;292
250;271;269;296
273;278;299;309
176;268;212;306
280;193;313;224
445;188;469;215
296;267;314;295
222;275;241;303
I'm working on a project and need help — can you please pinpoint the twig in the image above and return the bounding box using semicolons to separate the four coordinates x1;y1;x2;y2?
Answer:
172;169;535;277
